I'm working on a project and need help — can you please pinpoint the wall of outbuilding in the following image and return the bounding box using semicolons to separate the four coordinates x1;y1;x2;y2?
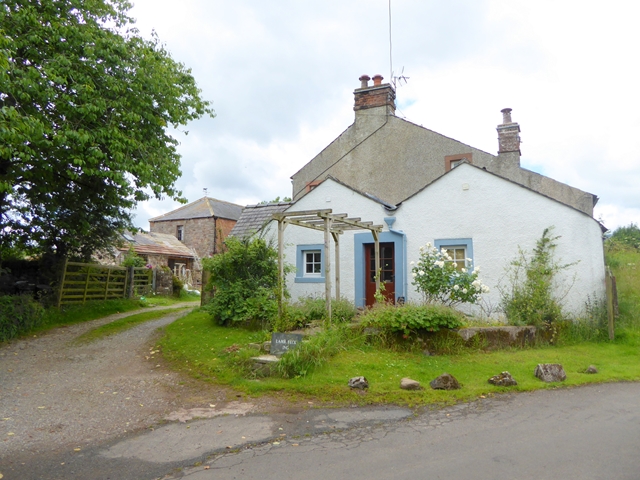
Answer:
149;216;237;259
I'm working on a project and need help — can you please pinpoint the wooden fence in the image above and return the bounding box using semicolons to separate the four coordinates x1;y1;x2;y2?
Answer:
57;260;153;307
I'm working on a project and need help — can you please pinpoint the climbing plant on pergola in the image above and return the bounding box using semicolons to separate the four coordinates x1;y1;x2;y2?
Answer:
272;209;384;324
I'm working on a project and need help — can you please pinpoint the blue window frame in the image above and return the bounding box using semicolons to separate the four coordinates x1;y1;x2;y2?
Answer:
434;238;474;271
295;244;325;283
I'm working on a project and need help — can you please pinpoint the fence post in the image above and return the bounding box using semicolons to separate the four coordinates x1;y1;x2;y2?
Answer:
82;265;92;304
606;267;615;340
56;257;68;308
127;266;134;298
201;269;212;307
104;267;112;300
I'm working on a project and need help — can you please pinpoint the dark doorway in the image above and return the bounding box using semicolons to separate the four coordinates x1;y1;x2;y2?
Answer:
365;242;395;306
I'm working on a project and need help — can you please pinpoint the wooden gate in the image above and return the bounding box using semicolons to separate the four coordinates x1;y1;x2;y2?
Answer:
57;261;152;307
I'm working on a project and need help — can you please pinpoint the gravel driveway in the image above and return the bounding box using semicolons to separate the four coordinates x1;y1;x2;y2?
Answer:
0;304;239;461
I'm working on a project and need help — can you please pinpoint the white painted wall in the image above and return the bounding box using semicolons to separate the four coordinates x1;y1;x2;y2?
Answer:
398;164;606;316
267;167;606;318
263;180;388;303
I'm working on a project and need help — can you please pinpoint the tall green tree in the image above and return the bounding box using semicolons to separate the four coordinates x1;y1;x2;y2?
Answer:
0;0;214;261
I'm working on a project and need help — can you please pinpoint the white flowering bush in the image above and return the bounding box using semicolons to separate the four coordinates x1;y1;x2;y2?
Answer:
411;243;489;306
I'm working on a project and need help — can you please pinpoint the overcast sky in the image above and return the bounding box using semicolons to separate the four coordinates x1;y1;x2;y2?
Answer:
127;0;640;232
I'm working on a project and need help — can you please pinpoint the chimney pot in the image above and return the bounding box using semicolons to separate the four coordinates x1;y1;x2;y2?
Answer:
501;108;513;124
353;73;395;116
359;75;371;88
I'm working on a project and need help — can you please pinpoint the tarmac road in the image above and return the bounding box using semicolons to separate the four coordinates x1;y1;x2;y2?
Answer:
3;382;639;480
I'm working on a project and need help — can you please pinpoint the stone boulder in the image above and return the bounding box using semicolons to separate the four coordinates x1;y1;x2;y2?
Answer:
348;376;369;389
585;365;598;374
534;363;567;382
488;371;518;387
400;378;422;391
429;373;460;390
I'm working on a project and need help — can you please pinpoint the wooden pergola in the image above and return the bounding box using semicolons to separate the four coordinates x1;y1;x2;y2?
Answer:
273;209;384;323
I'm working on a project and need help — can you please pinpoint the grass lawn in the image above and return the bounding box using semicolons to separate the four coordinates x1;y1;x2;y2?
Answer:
156;248;640;407
158;308;640;407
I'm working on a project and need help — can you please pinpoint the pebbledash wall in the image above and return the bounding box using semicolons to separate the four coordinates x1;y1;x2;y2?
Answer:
150;216;237;259
264;166;606;317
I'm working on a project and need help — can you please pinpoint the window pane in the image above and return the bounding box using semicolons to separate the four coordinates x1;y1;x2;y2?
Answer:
443;246;467;271
304;250;321;276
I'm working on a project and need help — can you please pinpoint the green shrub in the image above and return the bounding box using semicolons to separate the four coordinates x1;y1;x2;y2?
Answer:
0;295;45;342
411;242;489;306
121;247;146;267
360;302;464;338
202;237;282;328
500;227;573;326
275;296;357;332
172;275;184;297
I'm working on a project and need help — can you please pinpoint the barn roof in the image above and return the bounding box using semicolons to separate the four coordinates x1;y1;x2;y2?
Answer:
149;197;244;223
120;231;197;258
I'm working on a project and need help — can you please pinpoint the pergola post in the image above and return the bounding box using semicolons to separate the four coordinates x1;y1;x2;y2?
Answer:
272;209;383;328
277;218;286;319
324;216;332;324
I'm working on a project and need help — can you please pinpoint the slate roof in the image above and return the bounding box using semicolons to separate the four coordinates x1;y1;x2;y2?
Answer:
148;197;244;223
120;231;197;258
229;203;293;239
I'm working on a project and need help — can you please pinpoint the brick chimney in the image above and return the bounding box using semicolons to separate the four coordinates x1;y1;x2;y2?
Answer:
497;108;521;154
354;74;396;117
496;108;521;169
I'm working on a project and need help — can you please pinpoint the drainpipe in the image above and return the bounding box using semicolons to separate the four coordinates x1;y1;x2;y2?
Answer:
384;217;408;303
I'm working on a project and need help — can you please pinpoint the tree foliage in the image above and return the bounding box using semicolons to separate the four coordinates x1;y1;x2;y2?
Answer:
0;0;213;261
606;223;640;251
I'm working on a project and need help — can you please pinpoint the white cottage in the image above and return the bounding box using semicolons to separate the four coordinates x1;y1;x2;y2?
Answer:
258;170;604;317
231;75;607;317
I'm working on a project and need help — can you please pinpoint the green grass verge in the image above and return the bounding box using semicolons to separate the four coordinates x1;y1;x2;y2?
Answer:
158;309;640;406
75;307;189;343
29;295;199;335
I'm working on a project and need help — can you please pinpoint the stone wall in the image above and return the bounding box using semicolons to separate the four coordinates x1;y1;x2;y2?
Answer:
150;217;214;258
155;267;174;296
150;217;238;259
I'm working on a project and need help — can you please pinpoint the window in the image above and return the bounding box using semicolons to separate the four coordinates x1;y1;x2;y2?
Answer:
305;180;322;193
445;153;473;172
434;238;474;271
443;246;467;270
295;244;325;283
176;225;184;241
305;251;322;276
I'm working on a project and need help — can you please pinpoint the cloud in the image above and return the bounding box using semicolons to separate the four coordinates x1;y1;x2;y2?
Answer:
128;0;640;232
